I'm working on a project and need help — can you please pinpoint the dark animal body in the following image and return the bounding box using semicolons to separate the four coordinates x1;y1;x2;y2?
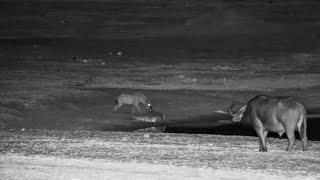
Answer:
131;108;166;133
229;95;307;152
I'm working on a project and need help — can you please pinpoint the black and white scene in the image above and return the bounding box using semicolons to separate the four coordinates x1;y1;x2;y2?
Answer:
1;0;320;179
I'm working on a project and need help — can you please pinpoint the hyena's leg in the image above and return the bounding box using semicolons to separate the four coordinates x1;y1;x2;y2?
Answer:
114;100;123;112
133;102;142;114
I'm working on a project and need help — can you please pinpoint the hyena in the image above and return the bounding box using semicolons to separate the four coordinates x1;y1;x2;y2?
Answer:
114;92;152;114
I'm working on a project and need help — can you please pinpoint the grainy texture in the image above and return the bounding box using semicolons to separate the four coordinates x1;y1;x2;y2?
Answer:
1;1;320;179
0;129;320;180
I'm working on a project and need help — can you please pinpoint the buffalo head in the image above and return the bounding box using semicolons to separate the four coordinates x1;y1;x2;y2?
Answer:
228;104;247;122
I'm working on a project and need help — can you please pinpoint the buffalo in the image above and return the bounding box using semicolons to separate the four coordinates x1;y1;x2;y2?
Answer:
228;95;307;152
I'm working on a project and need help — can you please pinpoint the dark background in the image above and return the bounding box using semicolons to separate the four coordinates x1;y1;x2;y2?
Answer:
1;0;320;140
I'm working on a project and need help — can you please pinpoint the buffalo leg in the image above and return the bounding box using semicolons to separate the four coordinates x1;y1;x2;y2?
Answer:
300;133;307;151
258;139;263;151
299;119;308;151
256;130;268;152
285;130;296;151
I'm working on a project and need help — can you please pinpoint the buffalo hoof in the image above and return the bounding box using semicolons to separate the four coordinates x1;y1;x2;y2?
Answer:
259;149;267;152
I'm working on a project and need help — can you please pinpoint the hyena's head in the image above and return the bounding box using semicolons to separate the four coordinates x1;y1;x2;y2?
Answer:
145;99;152;112
147;103;153;112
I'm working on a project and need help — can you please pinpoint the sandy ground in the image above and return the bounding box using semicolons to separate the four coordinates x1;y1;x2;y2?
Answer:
1;155;317;180
1;130;320;180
